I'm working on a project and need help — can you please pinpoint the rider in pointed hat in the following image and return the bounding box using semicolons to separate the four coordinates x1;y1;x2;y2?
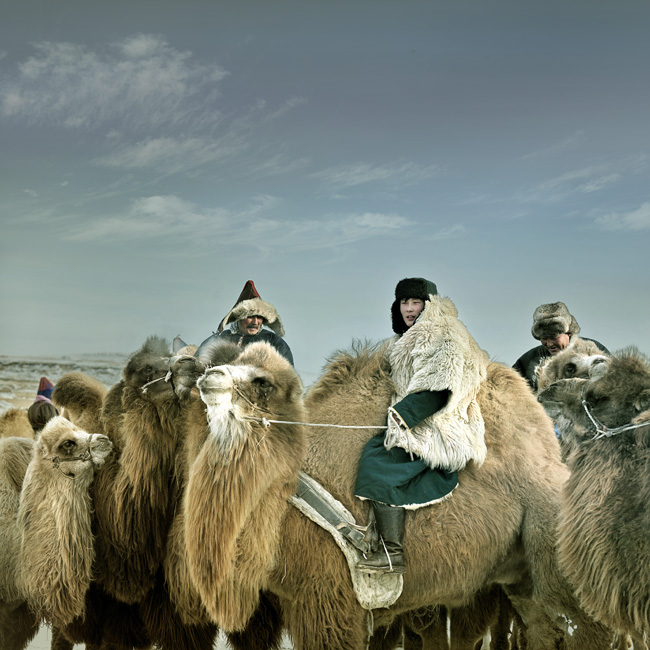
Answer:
194;280;294;365
27;376;60;434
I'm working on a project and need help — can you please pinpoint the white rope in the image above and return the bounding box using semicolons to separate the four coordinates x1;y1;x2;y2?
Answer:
581;381;650;439
250;416;387;430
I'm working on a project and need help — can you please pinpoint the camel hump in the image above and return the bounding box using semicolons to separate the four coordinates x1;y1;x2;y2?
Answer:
0;435;35;491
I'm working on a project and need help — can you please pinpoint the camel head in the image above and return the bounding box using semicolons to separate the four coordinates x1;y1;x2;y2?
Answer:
537;347;650;445
122;336;176;405
170;340;243;403
535;338;610;393
197;341;304;455
36;415;113;479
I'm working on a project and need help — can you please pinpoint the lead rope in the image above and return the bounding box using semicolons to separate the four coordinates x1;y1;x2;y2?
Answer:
581;382;650;440
140;375;389;430
244;415;387;430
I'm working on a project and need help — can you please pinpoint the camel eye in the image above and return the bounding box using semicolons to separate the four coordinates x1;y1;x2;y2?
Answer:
60;439;77;453
252;377;273;396
563;363;577;378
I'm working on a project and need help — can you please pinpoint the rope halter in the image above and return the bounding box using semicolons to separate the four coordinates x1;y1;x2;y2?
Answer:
581;380;650;440
49;433;97;480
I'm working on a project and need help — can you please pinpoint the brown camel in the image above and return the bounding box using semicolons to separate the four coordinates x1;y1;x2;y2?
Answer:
180;339;613;650
47;337;285;650
537;346;650;640
0;409;34;439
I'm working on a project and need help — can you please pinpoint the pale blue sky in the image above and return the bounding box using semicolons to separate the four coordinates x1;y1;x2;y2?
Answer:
1;0;649;384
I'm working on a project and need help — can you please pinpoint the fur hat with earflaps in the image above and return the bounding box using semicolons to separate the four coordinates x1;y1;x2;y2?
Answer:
391;277;438;334
217;280;285;337
531;302;581;341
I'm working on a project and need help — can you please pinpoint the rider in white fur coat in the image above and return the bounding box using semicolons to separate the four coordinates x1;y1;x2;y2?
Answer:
385;291;489;473
355;277;489;575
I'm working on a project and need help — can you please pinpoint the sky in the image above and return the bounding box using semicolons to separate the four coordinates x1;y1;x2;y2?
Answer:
1;0;649;386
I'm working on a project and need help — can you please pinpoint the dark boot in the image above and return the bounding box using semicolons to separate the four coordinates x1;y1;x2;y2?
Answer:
357;502;406;574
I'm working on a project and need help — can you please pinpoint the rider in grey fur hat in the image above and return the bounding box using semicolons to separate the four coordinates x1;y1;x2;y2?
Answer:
513;301;608;390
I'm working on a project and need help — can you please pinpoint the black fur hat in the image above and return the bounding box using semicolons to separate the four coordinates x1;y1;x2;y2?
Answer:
391;277;438;334
531;302;581;341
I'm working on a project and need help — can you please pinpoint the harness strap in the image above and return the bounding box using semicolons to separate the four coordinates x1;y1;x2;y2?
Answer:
295;472;370;554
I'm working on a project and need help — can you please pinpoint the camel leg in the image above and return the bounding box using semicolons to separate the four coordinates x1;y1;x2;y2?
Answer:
225;591;285;650
50;625;74;650
0;602;40;650
368;618;405;650
403;607;448;650
279;588;369;650
504;595;563;650
561;612;615;650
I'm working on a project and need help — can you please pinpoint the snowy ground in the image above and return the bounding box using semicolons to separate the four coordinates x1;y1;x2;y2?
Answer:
27;626;295;649
0;353;126;414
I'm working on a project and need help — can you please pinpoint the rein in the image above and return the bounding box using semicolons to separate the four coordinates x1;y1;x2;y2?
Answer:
581;382;650;440
233;382;389;430
243;415;387;431
141;371;172;393
143;373;388;431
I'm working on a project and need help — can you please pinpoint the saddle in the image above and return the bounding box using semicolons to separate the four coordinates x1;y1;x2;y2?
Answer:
289;472;403;610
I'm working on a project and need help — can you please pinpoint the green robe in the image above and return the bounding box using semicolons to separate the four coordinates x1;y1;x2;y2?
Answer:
354;390;458;508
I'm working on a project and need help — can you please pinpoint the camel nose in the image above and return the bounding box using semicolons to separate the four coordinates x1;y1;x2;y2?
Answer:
198;366;234;393
92;435;112;452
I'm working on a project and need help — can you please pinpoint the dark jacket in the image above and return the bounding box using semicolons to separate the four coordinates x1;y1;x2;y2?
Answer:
195;327;294;366
513;337;609;390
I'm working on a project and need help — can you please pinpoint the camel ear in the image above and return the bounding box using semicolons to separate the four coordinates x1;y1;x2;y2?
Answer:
589;360;609;380
633;389;650;414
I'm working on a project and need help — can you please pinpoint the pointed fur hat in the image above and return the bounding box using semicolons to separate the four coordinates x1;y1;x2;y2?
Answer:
36;376;55;400
217;280;285;337
531;302;580;340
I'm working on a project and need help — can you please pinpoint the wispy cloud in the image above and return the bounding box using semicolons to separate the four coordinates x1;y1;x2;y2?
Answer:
521;131;585;161
595;202;650;231
311;161;441;190
511;165;624;204
1;34;227;131
60;194;414;253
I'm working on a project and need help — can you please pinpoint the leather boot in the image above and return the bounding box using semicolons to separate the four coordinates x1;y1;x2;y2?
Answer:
357;501;406;574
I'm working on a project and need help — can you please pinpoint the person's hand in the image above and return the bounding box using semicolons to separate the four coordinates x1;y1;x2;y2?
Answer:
387;406;410;435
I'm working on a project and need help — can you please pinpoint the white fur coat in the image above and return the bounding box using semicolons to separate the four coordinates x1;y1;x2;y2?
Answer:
385;294;489;472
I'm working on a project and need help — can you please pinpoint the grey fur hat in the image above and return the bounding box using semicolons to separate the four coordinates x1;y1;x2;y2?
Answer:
531;302;580;341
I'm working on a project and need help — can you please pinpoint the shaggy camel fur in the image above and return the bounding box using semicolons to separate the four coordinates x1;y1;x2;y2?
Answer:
0;409;34;439
52;371;108;434
183;340;612;650
537;347;650;640
49;338;285;650
18;416;113;626
0;435;39;650
181;341;306;633
535;338;611;460
535;337;610;393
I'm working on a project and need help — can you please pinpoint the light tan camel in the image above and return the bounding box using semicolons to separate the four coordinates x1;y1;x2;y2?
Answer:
535;337;610;393
0;435;38;650
537;346;650;641
0;409;34;439
180;339;613;650
18;416;113;626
